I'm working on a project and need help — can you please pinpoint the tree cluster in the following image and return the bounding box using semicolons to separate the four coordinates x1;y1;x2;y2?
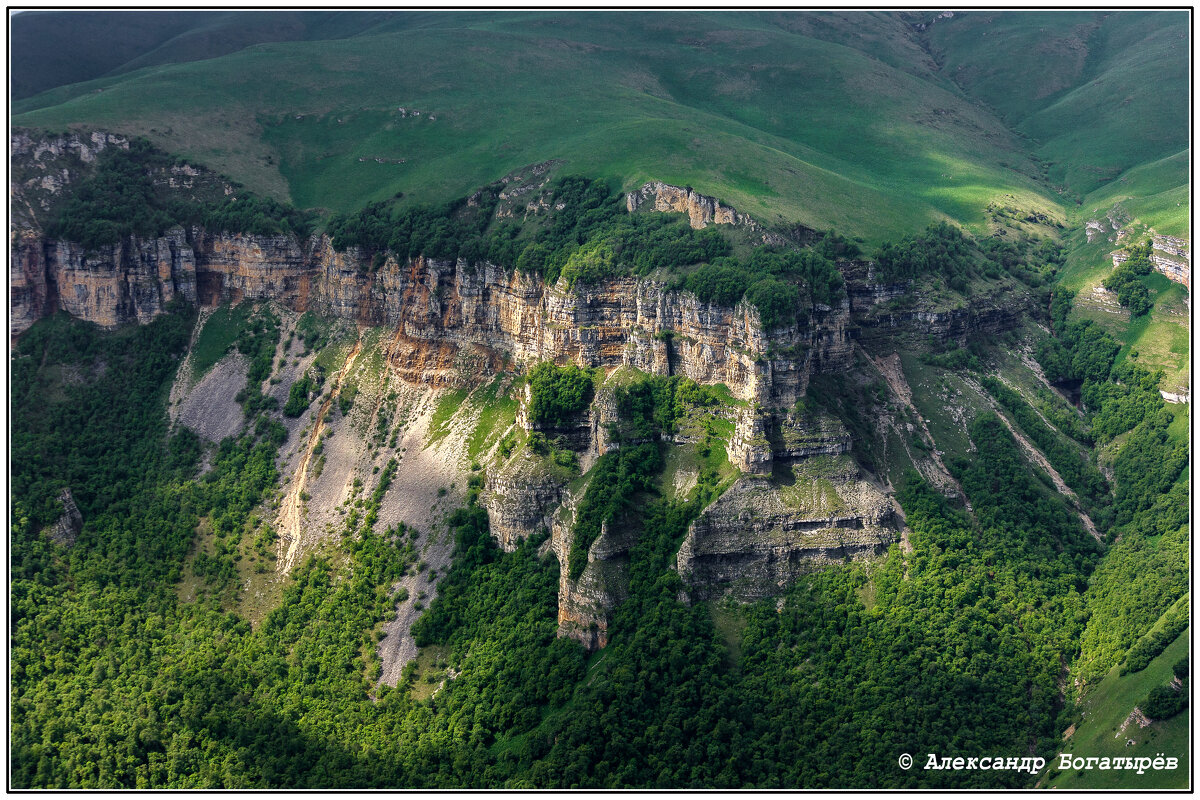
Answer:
47;138;311;250
1102;241;1156;317
526;362;596;428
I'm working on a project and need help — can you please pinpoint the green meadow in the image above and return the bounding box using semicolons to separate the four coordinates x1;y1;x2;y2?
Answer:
11;10;1100;244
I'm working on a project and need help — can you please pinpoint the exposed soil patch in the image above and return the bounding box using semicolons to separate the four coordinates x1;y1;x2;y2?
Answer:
278;340;361;573
373;388;471;685
376;522;456;686
869;351;968;503
171;350;248;443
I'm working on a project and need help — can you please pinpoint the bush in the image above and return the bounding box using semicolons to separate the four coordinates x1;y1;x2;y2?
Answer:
283;373;316;417
1083;362;1165;442
744;277;800;329
1141;685;1187;720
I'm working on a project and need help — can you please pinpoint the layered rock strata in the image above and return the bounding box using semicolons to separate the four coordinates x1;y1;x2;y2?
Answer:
482;451;567;552
841;260;1027;347
12;227;857;407
677;453;896;601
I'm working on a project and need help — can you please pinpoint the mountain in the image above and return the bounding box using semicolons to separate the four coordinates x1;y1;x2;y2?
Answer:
11;10;1181;245
8;10;1190;790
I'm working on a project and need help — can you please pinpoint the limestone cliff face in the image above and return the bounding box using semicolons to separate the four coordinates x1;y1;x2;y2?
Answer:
10;230;55;335
13;221;860;407
191;229;310;307
310;250;851;401
840;260;1026;348
11;131;131;335
677;453;896;602
484;451;567;552
10;229;200;333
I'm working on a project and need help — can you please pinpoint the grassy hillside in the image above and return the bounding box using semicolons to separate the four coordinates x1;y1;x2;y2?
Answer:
924;10;1189;204
8;10;403;101
1046;602;1189;790
1082;150;1190;238
13;10;1068;244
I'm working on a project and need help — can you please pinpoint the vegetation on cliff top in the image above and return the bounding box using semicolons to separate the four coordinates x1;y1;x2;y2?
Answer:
326;173;849;329
45;137;313;250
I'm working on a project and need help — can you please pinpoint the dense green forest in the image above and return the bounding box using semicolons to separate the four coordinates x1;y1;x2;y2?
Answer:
10;294;1188;787
1031;289;1189;685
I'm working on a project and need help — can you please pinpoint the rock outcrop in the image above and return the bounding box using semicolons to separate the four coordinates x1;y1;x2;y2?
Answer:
678;453;896;601
43;231;199;328
43;488;83;547
1112;237;1191;290
484;450;568;552
554;513;631;650
626;181;807;247
728;407;773;475
772;406;852;459
841;260;1027;348
12;226;858;406
627;181;758;231
10;130;131;230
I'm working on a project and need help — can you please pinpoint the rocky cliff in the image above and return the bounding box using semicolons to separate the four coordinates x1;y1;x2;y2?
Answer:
677;461;895;601
43;488;84;548
10;134;1025;651
1112;237;1191;290
11;223;860;407
681;413;896;602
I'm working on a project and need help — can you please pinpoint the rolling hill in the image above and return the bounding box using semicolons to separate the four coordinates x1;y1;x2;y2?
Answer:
16;10;1185;244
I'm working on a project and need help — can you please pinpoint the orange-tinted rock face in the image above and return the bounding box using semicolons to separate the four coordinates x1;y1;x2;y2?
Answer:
191;229;309;308
11;223;855;402
14;219;860;401
10;229;199;336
